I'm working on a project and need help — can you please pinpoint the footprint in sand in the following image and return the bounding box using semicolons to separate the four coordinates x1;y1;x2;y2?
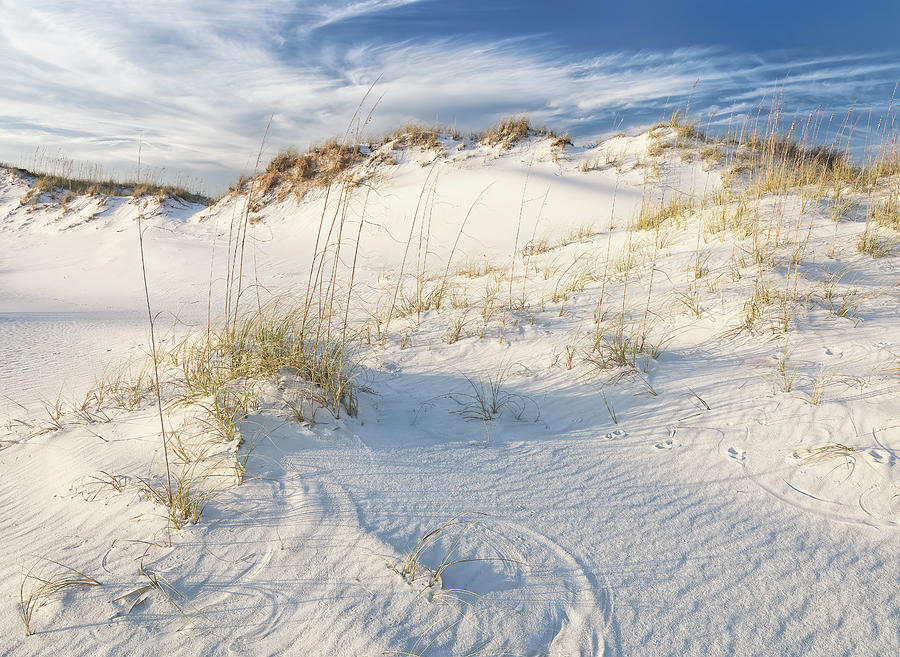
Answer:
727;447;746;463
868;449;897;466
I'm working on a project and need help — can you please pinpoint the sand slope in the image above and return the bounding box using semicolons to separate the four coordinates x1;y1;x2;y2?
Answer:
1;130;898;655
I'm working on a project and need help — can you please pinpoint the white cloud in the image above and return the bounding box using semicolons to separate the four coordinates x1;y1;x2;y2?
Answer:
303;0;426;32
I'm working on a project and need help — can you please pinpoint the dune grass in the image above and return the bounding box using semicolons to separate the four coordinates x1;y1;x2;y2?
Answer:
451;365;535;422
2;161;209;206
19;558;101;636
173;309;357;417
249;138;366;204
392;512;522;593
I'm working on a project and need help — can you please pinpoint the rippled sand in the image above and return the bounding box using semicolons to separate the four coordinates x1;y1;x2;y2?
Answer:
0;312;151;415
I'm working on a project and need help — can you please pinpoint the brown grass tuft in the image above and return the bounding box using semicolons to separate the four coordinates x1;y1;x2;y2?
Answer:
255;139;366;203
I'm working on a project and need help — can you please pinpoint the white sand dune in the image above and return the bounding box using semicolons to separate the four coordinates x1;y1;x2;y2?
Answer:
1;128;898;655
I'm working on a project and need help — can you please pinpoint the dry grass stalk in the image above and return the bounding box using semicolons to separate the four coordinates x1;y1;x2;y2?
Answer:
20;558;101;636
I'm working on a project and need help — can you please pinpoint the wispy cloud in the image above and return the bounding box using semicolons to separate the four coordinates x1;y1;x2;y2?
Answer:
301;0;427;32
0;0;896;194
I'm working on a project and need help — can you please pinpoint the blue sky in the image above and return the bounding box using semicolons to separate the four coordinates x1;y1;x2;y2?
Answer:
1;0;898;195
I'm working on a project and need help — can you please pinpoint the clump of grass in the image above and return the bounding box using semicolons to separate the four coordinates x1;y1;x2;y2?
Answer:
588;321;669;373
771;350;798;393
747;133;842;166
445;314;468;345
579;157;604;172
478;117;533;149
451;365;535;422
558;222;595;246
675;285;702;318
670;109;700;141
112;563;199;627
477;280;503;337
873;198;900;230
168;466;220;526
819;270;865;318
551;133;573;149
857;228;894;257
798;443;857;469
29;397;65;434
20;558;101;636
636;197;693;231
143;303;357;531
651;110;704;145
646;138;665;158
393;514;468;589
253;139;365;202
550;260;595;309
736;280;774;333
134;462;223;529
700;146;724;167
391;512;521;593
106;363;154;412
175;306;357;419
522;236;552;257
217;381;264;437
455;257;499;279
614;238;648;274
730;130;854;194
477;116;563;150
13;166;208;206
77;459;228;529
381;122;445;151
73;471;128;501
809;366;831;405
